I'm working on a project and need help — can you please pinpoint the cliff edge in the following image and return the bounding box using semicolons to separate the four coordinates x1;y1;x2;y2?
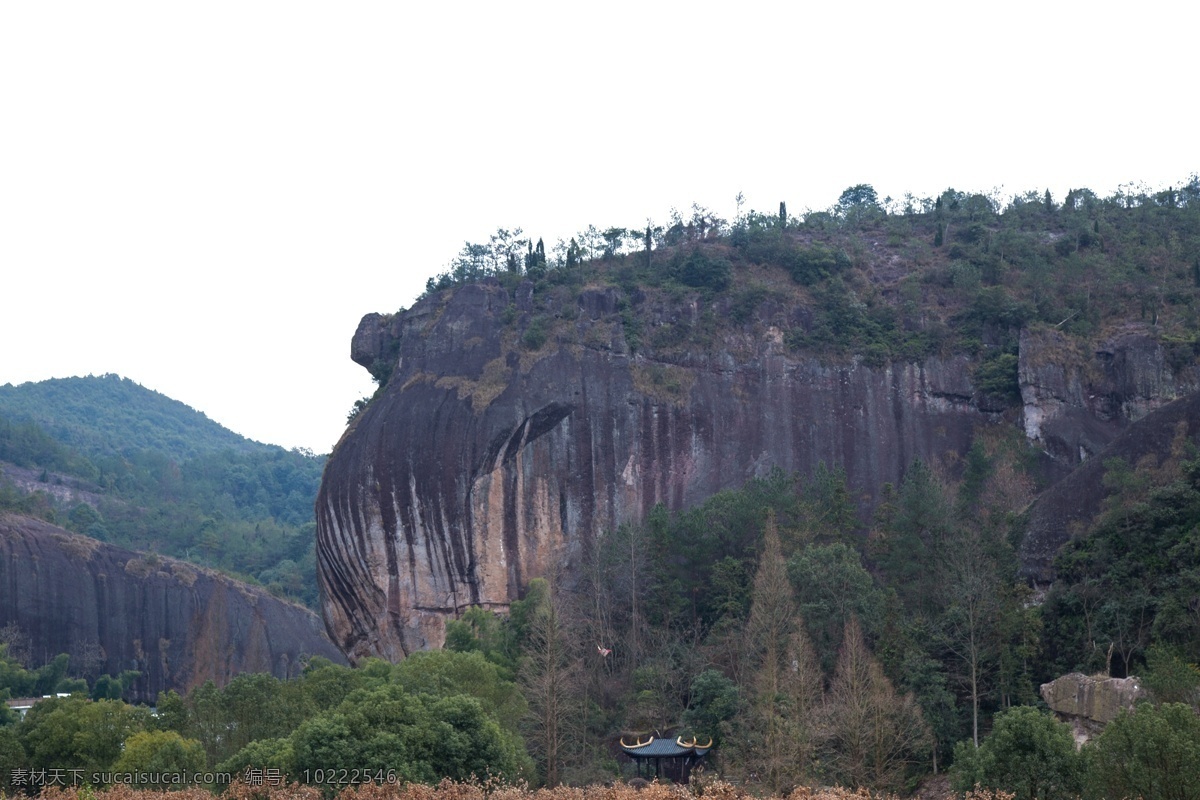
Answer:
316;279;1197;661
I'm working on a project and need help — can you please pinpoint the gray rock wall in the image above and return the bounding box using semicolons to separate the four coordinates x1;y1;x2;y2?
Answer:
1041;672;1143;745
319;281;1198;661
0;513;346;701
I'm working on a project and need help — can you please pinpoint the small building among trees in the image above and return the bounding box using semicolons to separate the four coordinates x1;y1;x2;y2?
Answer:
619;735;712;783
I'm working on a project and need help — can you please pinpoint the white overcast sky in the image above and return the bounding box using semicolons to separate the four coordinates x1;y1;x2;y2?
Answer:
1;1;1195;454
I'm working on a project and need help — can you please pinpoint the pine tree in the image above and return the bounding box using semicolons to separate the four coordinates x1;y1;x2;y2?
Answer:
825;616;931;791
735;512;822;792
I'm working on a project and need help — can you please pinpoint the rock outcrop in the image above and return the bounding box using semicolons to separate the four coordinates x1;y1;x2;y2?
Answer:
0;513;346;702
317;281;1199;661
1018;325;1199;464
1018;391;1200;582
1040;672;1143;744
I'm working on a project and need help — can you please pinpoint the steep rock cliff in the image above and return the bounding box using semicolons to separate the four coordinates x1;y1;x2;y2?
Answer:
0;513;345;701
1018;325;1199;464
317;280;1197;661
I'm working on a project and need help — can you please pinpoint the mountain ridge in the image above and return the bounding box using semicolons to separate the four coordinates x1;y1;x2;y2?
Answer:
0;374;276;461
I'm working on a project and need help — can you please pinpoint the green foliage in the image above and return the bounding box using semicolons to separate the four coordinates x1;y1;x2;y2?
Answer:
788;542;886;674
726;283;777;324
968;287;1037;329
0;727;27;792
0;647;75;698
950;706;1083;800
1042;454;1200;675
681;669;739;748
521;317;549;350
0;415;98;477
897;647;959;772
290;685;529;786
90;670;140;701
19;696;151;774
111;730;206;785
874;460;954;616
787;275;942;365
669;248;731;291
444;606;521;679
147;651;533;787
836;184;882;224
1085;703;1200;800
973;350;1021;404
215;735;294;778
392;650;526;730
0;375;260;461
730;213;850;286
1143;644;1200;705
0;393;327;608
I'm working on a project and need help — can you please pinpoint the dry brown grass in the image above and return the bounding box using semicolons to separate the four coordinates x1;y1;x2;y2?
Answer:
16;779;1022;800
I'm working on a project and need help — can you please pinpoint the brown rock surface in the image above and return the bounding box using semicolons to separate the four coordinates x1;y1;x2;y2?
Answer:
0;512;346;701
1040;672;1143;743
318;280;1199;661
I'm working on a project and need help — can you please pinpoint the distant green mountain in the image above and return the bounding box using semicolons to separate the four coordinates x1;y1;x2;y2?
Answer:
0;374;265;461
0;375;324;608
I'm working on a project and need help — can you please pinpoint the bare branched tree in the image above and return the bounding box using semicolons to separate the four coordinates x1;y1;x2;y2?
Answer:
825;616;931;791
519;575;582;787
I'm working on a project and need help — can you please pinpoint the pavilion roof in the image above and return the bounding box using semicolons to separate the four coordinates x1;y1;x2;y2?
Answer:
618;736;712;758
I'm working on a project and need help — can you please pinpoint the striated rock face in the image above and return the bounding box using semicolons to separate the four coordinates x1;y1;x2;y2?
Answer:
1040;672;1143;744
318;281;1198;661
1018;325;1200;463
0;513;346;702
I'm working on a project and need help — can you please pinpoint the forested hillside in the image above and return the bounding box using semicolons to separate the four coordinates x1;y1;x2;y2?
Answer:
0;375;323;607
411;179;1200;387
5;453;1200;797
0;375;262;460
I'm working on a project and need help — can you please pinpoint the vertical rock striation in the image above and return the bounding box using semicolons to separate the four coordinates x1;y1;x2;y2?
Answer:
317;281;1198;661
0;513;346;702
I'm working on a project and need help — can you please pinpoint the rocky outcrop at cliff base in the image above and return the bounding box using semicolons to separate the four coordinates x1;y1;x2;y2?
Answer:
1041;672;1143;744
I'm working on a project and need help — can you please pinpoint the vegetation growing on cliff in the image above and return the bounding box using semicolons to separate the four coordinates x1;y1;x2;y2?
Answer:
5;178;1200;797
403;176;1200;387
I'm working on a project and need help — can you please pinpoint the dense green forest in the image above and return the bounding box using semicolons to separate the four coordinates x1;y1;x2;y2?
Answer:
0;376;324;607
0;376;265;461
